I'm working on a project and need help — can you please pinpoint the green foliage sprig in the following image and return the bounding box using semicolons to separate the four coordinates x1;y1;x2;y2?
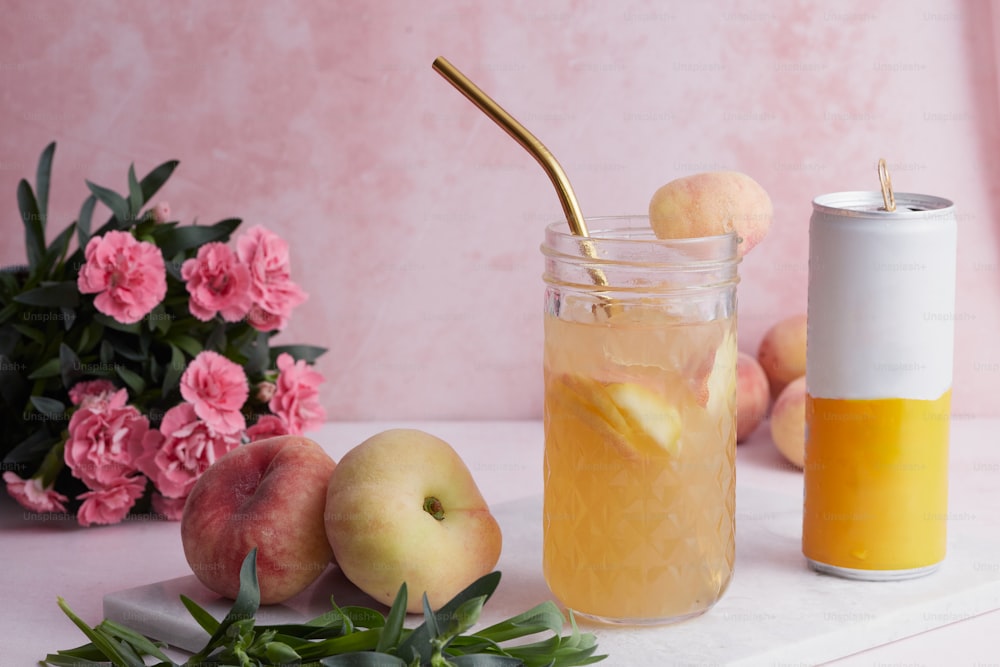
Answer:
44;549;607;667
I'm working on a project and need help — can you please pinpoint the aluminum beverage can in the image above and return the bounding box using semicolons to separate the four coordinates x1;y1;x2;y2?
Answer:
801;191;957;581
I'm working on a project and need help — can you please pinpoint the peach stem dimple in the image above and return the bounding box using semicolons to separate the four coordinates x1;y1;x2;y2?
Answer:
423;496;445;521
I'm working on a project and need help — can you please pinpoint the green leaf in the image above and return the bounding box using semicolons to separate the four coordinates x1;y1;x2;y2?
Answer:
100;340;114;364
167;334;202;358
329;599;355;636
376;582;407;653
94;313;141;334
14;281;80;308
201;548;261;652
146;304;171;335
156;218;241;259
41;654;108;666
243;330;270;378
36;440;66;488
420;594;440;642
162;344;185;396
318;654;408;667
139;159;178;202
41;221;77;277
294;629;382;660
338;606;386;630
77;319;102;354
2;428;58;465
97;619;174;662
126;164;143;219
115;365;146;395
443;596;487;640
35;141;56;229
474;601;565;644
86;180;130;224
204;321;226;353
398;572;502;663
30;395;66;420
59;343;83;389
28;357;62;380
13;322;46;345
449;656;525;667
18;179;45;271
55;597;144;667
180;595;220;636
77;195;97;252
60;306;77;331
270;344;328;364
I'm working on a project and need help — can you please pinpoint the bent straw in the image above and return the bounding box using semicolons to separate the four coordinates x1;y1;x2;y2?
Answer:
432;56;609;289
432;57;590;238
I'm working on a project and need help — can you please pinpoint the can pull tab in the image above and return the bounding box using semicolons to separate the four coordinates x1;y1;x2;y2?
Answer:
877;158;896;212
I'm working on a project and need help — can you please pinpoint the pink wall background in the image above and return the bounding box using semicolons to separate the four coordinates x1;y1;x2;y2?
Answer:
2;0;998;420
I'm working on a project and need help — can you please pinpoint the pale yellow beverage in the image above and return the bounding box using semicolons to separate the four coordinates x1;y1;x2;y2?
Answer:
540;216;738;625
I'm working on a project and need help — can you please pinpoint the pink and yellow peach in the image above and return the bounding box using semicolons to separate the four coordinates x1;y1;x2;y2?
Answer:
770;376;806;469
736;351;770;443
757;314;808;398
648;171;772;257
180;436;337;604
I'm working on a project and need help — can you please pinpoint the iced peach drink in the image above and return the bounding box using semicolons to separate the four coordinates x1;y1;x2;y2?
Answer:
541;217;739;624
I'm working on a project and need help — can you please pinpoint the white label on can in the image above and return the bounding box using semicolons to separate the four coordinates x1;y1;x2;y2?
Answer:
806;214;956;401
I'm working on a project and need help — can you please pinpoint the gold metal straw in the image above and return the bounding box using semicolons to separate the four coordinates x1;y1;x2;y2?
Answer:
432;57;591;238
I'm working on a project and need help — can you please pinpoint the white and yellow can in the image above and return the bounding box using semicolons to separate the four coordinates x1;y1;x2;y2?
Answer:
802;191;957;580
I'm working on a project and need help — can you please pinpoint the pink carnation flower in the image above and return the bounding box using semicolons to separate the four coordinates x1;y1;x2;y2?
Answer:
269;353;326;435
245;414;289;442
76;476;147;527
181;242;252;322
3;472;69;513
68;379;117;407
179;351;248;434
64;389;149;489
77;230;167;324
236;226;307;332
134;402;241;500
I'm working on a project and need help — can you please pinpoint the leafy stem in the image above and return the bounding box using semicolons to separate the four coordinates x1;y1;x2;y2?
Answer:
43;550;607;667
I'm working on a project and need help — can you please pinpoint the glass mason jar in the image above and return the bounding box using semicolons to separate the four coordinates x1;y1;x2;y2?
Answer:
540;216;739;625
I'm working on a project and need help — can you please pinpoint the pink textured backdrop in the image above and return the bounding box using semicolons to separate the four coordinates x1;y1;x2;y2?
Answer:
1;0;998;420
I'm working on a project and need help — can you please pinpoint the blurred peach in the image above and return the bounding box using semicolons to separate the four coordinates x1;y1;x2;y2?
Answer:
648;171;772;257
736;352;770;443
770;376;806;469
757;313;807;398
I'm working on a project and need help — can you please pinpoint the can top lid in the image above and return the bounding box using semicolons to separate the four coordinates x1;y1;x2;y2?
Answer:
813;191;954;215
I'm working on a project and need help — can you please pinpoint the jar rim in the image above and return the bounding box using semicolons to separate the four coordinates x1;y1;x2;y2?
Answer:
542;216;739;268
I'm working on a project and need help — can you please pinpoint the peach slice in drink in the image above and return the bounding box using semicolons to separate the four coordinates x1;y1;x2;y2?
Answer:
702;330;737;417
606;382;682;457
547;373;681;460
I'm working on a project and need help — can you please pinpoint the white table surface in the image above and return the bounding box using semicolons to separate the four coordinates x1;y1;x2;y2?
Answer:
4;419;999;666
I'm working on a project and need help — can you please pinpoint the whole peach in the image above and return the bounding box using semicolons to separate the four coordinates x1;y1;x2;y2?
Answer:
770;376;806;469
648;171;772;256
757;313;808;398
736;352;770;443
181;436;337;604
325;429;502;613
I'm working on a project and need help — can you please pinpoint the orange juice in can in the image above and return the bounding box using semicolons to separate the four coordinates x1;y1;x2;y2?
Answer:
802;191;957;580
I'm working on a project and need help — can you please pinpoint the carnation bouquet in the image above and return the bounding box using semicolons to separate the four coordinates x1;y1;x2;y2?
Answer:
0;143;326;526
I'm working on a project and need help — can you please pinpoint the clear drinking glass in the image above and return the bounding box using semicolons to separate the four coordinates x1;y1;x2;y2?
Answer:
540;216;739;625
